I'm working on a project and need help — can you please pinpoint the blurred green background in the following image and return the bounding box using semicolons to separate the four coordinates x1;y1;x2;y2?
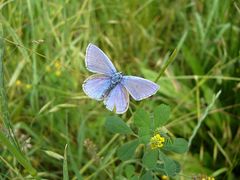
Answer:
0;0;239;179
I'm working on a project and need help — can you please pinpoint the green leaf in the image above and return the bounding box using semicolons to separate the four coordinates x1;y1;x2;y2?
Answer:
117;140;139;161
134;109;150;129
105;116;133;134
44;150;64;160
142;150;158;169
130;176;139;180
153;104;171;128
140;171;153;180
173;160;181;174
134;109;151;143
125;164;135;178
159;151;180;177
138;128;151;144
164;138;188;154
164;159;177;177
154;163;165;175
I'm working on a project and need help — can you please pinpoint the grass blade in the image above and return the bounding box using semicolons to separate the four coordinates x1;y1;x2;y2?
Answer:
208;132;232;167
63;144;69;180
188;90;222;148
154;48;178;83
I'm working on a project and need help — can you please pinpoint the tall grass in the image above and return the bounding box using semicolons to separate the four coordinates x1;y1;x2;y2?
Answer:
0;0;239;179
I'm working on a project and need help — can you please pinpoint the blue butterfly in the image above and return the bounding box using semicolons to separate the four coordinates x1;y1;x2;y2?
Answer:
82;44;160;114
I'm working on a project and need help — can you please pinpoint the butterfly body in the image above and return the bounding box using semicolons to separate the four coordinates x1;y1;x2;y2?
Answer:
83;43;160;114
97;72;123;99
110;72;123;85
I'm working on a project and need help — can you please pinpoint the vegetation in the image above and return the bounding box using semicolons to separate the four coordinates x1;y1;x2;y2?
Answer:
0;0;239;179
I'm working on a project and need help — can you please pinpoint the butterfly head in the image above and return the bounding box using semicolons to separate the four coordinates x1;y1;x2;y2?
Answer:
111;72;123;85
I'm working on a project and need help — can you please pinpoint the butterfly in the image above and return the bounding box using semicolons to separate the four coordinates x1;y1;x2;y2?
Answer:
82;43;160;114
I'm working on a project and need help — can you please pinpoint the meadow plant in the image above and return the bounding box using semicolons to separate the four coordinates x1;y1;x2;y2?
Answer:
104;105;189;179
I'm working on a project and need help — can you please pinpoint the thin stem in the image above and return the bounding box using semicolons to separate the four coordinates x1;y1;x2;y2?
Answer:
158;75;240;81
188;90;221;148
195;76;201;120
154;48;178;83
208;131;233;167
79;134;119;175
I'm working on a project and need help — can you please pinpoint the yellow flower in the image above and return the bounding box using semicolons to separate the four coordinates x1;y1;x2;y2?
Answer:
46;65;51;72
54;61;61;69
207;177;215;180
16;80;22;86
150;134;165;149
161;175;169;180
55;70;61;77
25;84;32;89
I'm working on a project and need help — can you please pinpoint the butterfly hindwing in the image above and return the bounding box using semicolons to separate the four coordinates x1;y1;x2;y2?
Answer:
82;74;111;101
85;44;117;75
104;83;129;114
121;76;159;101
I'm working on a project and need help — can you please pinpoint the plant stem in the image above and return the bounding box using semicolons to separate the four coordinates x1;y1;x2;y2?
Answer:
188;90;221;148
154;48;178;83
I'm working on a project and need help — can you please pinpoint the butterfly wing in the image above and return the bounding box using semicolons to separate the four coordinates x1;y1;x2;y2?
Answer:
82;74;111;101
104;84;129;114
121;76;159;101
85;43;117;75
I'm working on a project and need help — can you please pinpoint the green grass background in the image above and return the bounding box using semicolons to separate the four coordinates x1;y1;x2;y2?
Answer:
0;0;239;179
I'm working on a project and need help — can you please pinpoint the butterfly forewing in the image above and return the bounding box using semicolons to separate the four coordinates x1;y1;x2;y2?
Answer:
85;44;117;75
121;76;159;101
82;74;111;100
104;84;129;114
